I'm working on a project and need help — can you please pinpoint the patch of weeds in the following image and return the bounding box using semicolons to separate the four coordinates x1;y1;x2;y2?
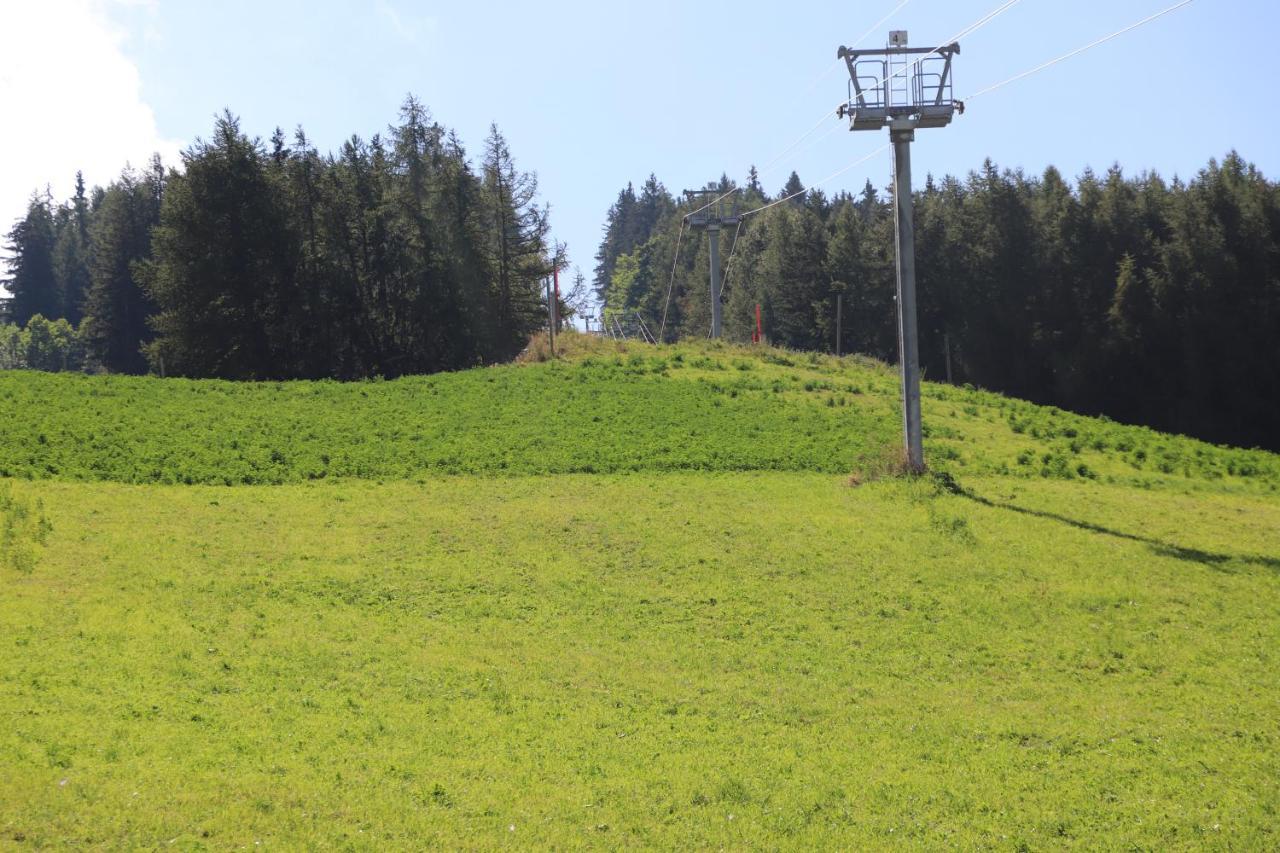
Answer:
848;444;911;486
929;507;977;546
1;483;52;574
717;777;752;805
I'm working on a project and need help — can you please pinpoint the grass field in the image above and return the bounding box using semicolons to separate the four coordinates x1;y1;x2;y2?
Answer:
1;336;1275;488
2;335;1278;847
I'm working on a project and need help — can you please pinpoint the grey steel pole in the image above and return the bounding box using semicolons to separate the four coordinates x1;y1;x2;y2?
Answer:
546;277;557;357
891;123;924;472
708;223;722;339
944;330;953;384
836;293;843;357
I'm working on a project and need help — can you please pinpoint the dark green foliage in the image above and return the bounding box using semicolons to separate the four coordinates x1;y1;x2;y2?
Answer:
139;103;552;379
594;175;675;307
480;122;553;361
600;152;1280;451
81;160;164;374
3;195;61;326
51;173;93;326
3;97;555;381
0;355;898;484
0;342;1275;488
145;111;300;379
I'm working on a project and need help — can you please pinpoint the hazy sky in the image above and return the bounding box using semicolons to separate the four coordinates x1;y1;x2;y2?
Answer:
3;0;1277;297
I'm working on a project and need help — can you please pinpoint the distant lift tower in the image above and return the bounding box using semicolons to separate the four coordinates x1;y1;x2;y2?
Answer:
837;30;960;473
683;189;741;339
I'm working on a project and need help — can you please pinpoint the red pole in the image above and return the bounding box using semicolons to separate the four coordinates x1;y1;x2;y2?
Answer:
754;304;762;344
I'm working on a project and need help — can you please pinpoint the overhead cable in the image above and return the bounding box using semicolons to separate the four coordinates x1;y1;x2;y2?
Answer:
688;0;1026;222
963;0;1194;102
658;219;689;341
731;0;1196;219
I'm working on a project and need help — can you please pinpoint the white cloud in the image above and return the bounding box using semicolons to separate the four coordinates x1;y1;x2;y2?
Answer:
0;0;181;242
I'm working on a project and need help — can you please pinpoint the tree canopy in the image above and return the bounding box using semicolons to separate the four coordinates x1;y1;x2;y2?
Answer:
2;97;556;380
593;153;1280;451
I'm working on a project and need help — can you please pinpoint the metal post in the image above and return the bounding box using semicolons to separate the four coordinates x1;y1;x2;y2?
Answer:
944;330;953;384
835;293;843;357
683;189;738;340
891;123;924;472
552;267;561;334
546;277;557;357
708;224;722;339
838;30;959;474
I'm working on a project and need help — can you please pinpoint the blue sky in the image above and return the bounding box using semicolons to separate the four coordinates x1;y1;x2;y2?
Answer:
4;0;1278;295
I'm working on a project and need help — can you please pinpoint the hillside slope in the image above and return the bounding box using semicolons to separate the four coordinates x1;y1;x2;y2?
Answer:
0;333;1276;490
2;336;1278;847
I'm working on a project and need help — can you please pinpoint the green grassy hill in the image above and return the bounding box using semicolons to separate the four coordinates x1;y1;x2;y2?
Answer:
2;335;1278;848
1;334;1276;488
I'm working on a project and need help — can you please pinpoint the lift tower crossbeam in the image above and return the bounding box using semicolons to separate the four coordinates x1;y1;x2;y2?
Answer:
836;30;961;474
683;189;741;339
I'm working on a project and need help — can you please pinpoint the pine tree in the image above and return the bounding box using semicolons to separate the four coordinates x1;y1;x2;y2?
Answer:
52;172;93;324
82;161;164;373
593;184;639;302
3;193;61;326
781;171;805;203
481;124;550;359
145;112;295;378
763;206;828;349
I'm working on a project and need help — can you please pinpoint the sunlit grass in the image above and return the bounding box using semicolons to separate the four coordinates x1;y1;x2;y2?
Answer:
0;332;1274;491
1;336;1278;846
2;475;1277;847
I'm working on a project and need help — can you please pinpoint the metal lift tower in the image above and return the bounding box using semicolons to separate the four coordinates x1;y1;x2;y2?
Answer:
683;189;741;339
837;30;960;473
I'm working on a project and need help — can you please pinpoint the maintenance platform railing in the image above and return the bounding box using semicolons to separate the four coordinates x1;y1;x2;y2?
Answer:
837;40;961;131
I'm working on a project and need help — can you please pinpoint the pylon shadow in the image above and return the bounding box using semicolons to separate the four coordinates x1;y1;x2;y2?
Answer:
955;486;1280;572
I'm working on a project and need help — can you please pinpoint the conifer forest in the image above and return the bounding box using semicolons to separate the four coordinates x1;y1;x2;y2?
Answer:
3;102;1278;450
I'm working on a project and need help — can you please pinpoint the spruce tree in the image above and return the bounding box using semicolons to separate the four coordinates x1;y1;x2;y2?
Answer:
145;112;295;378
82;163;163;373
3;193;61;325
593;184;639;302
780;171;805;203
52;172;93;324
481;124;550;359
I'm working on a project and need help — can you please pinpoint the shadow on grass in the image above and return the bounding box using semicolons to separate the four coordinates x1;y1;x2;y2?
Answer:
952;483;1280;571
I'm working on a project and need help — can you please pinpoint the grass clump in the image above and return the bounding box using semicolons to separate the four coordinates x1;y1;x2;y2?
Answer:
0;482;51;573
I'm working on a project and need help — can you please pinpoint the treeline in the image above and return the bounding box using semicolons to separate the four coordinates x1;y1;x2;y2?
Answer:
595;154;1280;451
1;97;556;379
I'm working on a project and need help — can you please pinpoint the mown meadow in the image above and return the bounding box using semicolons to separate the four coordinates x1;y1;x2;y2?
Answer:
2;335;1278;848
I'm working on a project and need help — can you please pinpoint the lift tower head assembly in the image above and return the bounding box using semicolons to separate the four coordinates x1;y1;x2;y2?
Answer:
837;31;960;473
683;189;741;340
